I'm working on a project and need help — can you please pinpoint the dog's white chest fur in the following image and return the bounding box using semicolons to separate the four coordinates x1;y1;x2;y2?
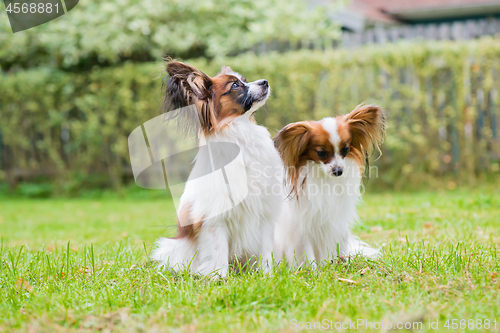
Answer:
275;158;377;265
187;116;283;256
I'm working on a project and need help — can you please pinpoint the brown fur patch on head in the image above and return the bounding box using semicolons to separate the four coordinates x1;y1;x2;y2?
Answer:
335;117;362;166
274;121;333;194
210;75;248;127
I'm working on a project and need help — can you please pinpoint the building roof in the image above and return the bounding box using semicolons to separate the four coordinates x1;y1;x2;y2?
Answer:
361;0;500;12
337;0;500;31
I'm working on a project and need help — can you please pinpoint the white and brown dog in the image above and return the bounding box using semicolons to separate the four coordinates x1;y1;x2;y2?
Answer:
152;60;283;277
273;105;386;267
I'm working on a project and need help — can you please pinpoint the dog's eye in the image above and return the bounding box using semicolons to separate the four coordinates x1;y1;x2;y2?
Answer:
317;151;327;159
341;146;350;156
231;82;239;89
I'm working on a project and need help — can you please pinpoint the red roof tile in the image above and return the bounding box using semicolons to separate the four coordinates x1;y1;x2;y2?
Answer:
358;0;500;13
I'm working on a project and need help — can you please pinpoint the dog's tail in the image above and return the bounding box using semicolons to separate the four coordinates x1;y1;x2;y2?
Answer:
347;236;380;259
151;238;197;271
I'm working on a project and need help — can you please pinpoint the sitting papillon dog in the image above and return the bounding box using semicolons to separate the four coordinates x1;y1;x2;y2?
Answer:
273;104;386;267
152;60;283;277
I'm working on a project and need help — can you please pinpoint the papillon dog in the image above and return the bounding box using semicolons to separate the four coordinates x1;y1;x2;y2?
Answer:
273;104;386;267
152;60;283;277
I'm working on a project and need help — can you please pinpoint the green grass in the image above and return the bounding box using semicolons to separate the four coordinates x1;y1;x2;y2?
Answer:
1;187;499;332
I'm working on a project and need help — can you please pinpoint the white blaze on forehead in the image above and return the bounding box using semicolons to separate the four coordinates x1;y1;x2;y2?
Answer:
321;117;340;152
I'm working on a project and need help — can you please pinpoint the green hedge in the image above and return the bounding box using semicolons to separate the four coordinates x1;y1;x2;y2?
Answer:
0;63;163;192
1;38;500;192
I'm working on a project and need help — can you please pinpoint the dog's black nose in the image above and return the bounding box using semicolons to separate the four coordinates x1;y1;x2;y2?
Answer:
332;167;343;177
258;80;268;87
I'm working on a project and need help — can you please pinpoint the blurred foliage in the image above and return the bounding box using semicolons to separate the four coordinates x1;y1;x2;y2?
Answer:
1;38;500;194
0;0;340;71
0;63;162;193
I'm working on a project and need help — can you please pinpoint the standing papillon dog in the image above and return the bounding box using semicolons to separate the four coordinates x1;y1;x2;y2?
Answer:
152;60;283;277
273;104;386;267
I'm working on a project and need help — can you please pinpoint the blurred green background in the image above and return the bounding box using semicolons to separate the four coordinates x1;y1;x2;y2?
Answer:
1;0;499;197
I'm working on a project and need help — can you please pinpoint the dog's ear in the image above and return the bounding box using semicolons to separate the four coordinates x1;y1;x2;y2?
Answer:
274;122;312;195
344;104;386;154
274;122;312;169
163;59;213;111
161;59;216;135
220;66;234;75
219;66;247;82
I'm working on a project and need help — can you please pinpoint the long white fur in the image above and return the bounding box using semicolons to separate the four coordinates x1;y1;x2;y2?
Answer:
274;117;379;268
152;84;283;277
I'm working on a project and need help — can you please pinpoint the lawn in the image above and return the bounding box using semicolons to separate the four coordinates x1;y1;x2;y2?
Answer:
1;187;499;332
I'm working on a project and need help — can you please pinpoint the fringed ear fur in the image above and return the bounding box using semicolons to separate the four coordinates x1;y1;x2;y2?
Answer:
162;59;212;110
344;104;386;179
219;66;234;75
162;58;215;134
273;122;312;194
344;104;386;157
